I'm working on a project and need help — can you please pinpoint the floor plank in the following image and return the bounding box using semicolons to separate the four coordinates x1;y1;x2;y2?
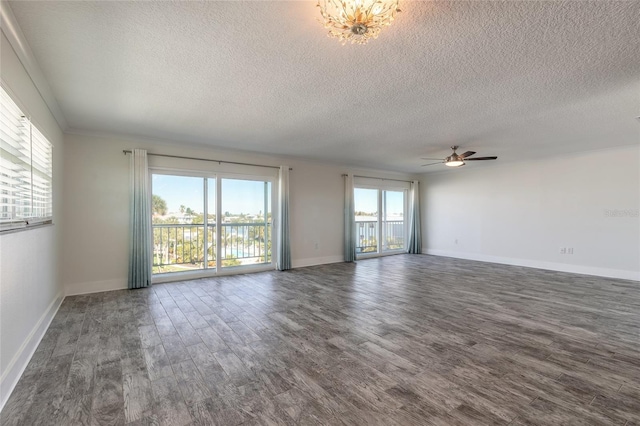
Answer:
2;255;639;425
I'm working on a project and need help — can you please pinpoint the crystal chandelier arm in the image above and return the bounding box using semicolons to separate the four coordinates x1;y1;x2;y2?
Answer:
365;3;377;21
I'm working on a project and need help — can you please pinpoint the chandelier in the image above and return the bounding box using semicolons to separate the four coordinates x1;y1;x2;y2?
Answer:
317;0;401;45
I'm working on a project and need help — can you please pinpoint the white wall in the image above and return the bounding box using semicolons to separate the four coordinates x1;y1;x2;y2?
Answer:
62;131;416;295
421;145;640;280
0;31;65;408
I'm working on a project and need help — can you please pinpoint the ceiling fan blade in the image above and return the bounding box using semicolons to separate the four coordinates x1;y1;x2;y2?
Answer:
459;151;476;159
420;157;444;160
464;156;497;161
421;162;444;167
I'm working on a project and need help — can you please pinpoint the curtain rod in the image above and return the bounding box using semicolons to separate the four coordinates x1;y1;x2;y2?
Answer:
342;174;413;184
123;150;291;170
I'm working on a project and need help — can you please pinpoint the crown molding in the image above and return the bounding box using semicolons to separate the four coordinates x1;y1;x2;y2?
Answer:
1;0;68;130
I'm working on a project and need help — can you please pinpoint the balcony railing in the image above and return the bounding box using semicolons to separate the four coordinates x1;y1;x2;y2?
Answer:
152;222;271;274
220;223;271;262
356;220;404;253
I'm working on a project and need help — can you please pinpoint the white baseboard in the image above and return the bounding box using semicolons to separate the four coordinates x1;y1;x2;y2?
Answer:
292;255;344;269
423;248;640;281
0;291;64;412
65;278;128;296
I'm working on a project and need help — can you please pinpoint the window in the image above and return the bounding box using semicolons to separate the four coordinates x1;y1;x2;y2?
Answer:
354;179;408;256
151;172;274;276
0;87;53;231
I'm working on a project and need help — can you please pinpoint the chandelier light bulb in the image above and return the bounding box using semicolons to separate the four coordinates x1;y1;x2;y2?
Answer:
317;0;401;45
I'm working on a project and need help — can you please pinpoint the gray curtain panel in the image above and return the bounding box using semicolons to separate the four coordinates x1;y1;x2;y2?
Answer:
407;180;422;254
128;149;152;289
344;173;356;262
277;166;292;270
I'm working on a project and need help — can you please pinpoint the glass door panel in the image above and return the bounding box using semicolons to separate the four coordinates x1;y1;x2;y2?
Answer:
151;174;205;274
206;178;216;269
382;190;405;251
220;178;272;268
354;188;379;254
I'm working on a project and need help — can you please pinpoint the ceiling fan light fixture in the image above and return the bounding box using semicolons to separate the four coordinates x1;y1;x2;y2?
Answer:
317;0;401;45
421;146;497;168
445;151;464;167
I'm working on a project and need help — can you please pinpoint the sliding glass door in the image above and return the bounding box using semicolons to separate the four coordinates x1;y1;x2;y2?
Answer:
220;178;272;268
382;190;405;252
151;172;274;276
206;178;217;269
354;186;407;257
354;188;379;254
152;175;208;274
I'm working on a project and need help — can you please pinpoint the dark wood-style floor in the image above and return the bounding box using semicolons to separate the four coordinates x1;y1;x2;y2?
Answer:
2;255;639;425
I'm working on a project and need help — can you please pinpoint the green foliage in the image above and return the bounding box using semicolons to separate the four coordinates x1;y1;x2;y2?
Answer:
386;237;404;250
361;236;378;253
154;216;179;224
152;195;168;216
222;255;242;267
152;202;273;273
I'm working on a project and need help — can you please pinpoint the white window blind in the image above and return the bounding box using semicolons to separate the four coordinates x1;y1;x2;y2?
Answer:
0;87;53;231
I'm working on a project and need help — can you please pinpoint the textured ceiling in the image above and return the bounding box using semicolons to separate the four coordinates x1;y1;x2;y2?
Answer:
7;1;640;172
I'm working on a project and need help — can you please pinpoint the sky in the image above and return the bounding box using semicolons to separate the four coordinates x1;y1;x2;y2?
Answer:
354;188;404;217
152;175;271;216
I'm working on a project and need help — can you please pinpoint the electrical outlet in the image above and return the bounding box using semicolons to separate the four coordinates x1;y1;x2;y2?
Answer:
314;242;319;250
560;247;566;254
454;239;458;245
567;247;573;254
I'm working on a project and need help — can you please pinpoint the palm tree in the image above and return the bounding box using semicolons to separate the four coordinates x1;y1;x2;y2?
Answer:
152;195;167;216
